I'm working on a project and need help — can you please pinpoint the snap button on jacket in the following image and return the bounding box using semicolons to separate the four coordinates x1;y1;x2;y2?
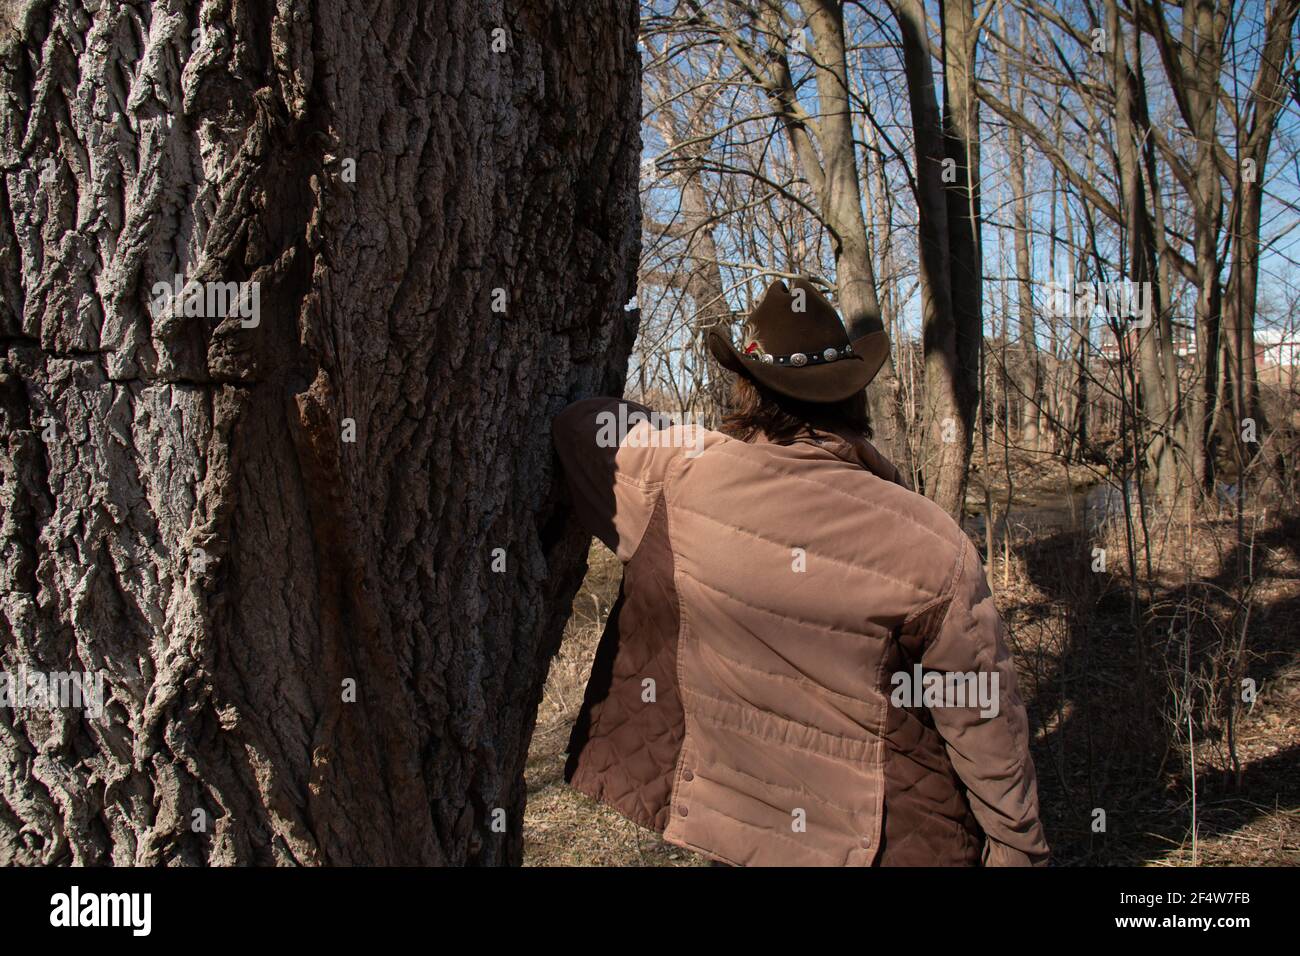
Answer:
552;398;1050;866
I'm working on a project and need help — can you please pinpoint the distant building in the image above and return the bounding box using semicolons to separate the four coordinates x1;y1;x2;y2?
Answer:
1256;329;1300;389
1256;328;1300;368
1095;321;1195;364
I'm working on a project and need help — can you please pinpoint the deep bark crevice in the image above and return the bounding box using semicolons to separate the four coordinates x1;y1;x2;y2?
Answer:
1;0;641;866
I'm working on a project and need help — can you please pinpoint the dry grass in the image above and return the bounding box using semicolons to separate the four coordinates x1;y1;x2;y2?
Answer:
1002;503;1300;866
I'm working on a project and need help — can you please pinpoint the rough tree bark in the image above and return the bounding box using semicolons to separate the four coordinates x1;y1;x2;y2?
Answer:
0;0;640;865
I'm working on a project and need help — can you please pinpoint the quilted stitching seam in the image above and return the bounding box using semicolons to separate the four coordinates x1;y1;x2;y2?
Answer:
698;756;863;817
665;468;695;827
688;637;883;719
671;502;932;598
679;568;893;644
682;686;876;762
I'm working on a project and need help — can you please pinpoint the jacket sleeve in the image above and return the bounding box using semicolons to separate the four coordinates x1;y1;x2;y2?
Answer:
551;397;703;563
921;536;1051;866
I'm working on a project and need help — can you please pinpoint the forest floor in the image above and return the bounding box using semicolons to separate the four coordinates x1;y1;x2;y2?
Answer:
524;472;1300;866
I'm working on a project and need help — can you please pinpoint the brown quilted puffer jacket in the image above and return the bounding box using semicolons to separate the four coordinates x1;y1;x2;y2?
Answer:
552;397;1049;866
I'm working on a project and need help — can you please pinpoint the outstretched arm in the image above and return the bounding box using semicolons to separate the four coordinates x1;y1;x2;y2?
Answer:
551;398;702;562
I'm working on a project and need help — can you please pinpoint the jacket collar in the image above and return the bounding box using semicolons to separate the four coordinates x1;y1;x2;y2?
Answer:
758;425;911;490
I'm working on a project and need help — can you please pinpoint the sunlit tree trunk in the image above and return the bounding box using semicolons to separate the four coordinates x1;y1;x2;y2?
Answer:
893;0;976;518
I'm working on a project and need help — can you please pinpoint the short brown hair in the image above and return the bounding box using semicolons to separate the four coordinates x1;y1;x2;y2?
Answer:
719;373;873;444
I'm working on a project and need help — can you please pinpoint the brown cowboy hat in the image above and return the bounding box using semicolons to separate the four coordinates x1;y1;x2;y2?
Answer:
707;277;890;403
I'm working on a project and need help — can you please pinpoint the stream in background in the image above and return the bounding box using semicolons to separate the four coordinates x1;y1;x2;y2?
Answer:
965;479;1242;538
965;480;1153;538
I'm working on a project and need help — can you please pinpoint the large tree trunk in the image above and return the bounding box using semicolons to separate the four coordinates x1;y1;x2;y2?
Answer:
0;0;640;865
